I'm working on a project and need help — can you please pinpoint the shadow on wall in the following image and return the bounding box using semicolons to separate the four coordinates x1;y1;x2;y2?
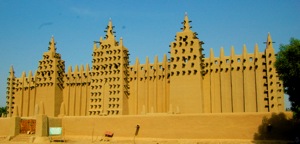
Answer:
253;112;300;141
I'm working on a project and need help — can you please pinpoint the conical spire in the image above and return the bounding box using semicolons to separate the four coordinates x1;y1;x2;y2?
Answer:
80;65;84;73
93;42;97;51
9;65;14;76
119;37;123;46
29;70;33;76
163;54;167;63
220;47;225;59
135;57;140;65
230;46;235;58
49;36;56;52
154;55;159;64
209;48;214;59
99;36;103;43
86;64;90;72
34;70;38;78
254;43;259;57
134;57;140;72
242;44;248;58
28;70;33;79
105;19;115;40
182;12;191;31
68;66;72;75
74;65;79;73
266;32;274;49
145;56;150;65
21;71;26;78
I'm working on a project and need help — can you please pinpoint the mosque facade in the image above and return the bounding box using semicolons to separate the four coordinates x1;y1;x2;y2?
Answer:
5;15;285;117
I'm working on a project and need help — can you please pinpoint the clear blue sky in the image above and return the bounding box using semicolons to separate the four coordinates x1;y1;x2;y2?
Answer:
0;0;299;108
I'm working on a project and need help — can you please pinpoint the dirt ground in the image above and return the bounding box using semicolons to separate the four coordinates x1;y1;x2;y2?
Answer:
0;136;294;144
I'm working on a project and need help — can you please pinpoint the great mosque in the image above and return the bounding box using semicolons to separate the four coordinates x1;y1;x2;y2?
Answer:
5;14;285;118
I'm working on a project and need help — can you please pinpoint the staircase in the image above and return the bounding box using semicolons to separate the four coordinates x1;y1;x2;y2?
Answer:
11;134;33;142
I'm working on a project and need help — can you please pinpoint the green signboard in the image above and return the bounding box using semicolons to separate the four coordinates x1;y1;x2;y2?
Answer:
49;127;62;136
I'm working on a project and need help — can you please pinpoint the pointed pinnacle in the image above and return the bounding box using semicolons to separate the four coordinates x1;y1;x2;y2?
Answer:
154;55;159;64
230;46;235;57
135;57;140;63
93;42;98;51
243;44;248;58
266;32;274;49
29;70;33;77
106;19;115;40
68;66;72;73
75;65;79;72
119;37;123;46
183;14;191;31
145;56;150;64
254;43;259;56
80;65;84;72
86;64;90;71
163;54;167;62
21;71;26;77
10;65;14;74
220;47;225;58
209;48;214;58
49;36;56;52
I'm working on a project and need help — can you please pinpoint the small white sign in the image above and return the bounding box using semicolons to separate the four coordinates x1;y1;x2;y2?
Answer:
49;127;62;135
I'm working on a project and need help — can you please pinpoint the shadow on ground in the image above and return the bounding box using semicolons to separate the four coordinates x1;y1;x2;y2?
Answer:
253;112;300;142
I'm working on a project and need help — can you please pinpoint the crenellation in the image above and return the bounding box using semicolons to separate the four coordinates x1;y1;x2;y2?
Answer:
63;64;91;116
199;41;285;113
127;54;170;114
219;47;232;113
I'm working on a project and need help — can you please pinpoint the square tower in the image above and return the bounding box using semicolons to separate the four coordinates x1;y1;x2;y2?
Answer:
35;36;65;117
89;20;130;116
169;14;205;113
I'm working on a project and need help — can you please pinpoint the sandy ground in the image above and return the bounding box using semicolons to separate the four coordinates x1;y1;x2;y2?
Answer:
0;136;293;144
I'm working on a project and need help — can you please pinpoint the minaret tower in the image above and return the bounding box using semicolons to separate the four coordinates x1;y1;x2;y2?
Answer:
6;66;16;117
264;33;285;112
89;19;130;115
169;14;205;113
35;36;65;117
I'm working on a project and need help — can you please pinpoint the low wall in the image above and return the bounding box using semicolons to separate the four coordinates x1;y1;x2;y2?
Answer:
61;112;296;140
48;117;62;127
0;118;11;136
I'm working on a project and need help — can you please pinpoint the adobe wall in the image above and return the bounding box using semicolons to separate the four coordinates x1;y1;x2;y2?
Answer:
61;112;295;140
48;117;62;127
128;55;170;115
63;65;91;116
0;118;11;136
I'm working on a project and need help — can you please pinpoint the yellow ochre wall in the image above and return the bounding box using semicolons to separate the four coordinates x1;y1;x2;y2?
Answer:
0;112;297;141
128;55;170;115
61;112;294;140
0;118;11;136
63;64;91;116
6;14;285;117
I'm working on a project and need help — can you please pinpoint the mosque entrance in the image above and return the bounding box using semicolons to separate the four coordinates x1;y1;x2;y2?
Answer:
20;119;36;134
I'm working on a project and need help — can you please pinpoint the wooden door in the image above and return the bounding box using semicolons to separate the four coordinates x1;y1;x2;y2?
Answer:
20;119;36;134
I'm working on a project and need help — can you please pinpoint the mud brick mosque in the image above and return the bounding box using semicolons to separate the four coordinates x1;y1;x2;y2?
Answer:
5;14;285;118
